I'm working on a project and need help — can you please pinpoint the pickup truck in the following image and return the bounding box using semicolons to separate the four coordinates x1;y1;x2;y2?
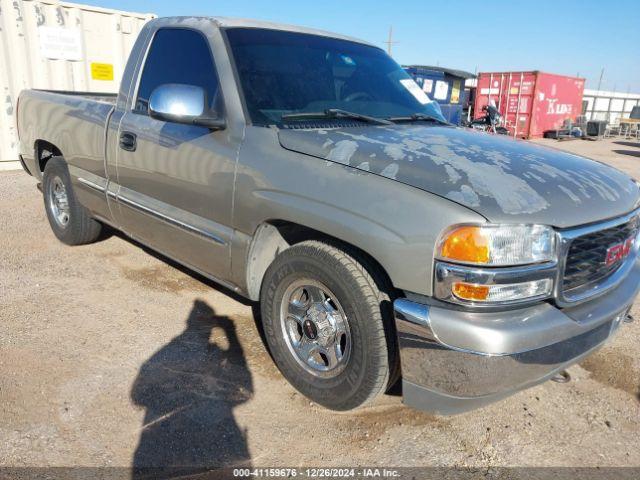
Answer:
17;16;640;414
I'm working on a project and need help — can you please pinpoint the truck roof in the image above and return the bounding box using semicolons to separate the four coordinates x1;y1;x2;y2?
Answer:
148;16;378;50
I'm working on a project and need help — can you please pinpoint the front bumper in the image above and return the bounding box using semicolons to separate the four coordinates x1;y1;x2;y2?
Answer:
395;257;640;415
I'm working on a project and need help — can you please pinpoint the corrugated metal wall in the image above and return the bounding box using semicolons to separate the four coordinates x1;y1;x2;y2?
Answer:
0;0;155;166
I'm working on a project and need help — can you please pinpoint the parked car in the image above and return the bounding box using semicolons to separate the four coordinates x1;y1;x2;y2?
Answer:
17;17;640;414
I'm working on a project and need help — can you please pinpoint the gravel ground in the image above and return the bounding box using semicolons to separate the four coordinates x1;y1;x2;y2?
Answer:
0;138;639;472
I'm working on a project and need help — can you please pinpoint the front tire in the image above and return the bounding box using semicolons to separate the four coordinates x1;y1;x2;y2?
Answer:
43;157;102;245
260;240;398;411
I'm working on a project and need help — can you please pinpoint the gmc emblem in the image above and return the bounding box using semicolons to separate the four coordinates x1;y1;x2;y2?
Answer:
605;237;635;267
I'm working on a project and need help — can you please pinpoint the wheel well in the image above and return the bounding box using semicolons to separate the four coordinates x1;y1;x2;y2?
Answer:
245;220;395;301
35;140;63;172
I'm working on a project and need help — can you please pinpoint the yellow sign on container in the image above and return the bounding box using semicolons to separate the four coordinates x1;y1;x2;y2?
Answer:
90;62;114;81
450;80;461;104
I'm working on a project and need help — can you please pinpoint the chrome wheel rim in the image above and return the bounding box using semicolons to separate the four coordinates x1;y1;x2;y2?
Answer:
48;176;70;228
280;279;351;378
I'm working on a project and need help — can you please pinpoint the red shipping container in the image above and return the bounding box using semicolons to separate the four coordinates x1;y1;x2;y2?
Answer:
474;71;585;139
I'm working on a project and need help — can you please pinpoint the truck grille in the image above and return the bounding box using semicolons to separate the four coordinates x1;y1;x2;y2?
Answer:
562;215;639;293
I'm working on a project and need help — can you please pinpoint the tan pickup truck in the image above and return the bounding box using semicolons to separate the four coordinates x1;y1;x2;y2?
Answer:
17;16;640;414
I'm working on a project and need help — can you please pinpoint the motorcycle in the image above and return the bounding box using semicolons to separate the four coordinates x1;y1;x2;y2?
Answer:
465;104;509;135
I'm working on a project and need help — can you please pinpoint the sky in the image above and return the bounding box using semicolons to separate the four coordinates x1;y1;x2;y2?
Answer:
89;0;640;92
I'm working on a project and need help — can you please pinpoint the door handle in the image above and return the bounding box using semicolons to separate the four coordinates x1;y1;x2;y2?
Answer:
119;131;137;152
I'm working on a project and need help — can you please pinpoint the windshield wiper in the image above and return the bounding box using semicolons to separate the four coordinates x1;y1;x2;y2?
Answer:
281;108;392;126
387;113;450;126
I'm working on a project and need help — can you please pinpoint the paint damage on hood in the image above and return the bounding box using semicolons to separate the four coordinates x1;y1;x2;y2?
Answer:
278;125;639;227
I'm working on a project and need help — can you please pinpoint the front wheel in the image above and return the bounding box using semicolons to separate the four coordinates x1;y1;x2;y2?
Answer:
260;240;398;411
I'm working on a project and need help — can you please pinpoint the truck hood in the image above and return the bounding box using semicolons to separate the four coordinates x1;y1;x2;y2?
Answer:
278;125;639;228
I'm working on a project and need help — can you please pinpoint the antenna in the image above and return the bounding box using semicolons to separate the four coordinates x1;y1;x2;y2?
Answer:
596;68;604;92
385;26;399;56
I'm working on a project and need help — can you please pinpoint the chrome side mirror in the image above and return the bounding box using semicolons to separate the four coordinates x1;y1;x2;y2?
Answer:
148;83;225;130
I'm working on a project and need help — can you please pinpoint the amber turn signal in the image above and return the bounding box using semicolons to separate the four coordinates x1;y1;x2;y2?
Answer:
452;282;490;301
439;226;490;264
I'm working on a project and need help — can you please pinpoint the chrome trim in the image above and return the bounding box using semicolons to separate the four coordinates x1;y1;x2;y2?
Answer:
434;260;557;308
394;297;629;414
408;256;639;356
77;177;106;193
117;194;226;246
555;207;640;307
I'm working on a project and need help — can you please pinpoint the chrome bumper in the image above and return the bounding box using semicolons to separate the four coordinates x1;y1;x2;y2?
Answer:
395;257;640;415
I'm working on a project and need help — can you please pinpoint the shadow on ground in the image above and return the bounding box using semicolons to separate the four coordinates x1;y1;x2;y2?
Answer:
110;230;251;305
131;300;253;478
613;150;640;158
613;141;640;148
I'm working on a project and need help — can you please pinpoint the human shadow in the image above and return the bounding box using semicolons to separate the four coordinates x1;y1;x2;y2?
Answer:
131;300;253;479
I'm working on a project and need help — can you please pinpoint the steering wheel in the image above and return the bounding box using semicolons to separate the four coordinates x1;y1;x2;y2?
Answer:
343;92;373;102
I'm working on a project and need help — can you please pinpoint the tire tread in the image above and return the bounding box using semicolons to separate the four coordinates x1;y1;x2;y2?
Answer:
43;157;102;246
260;239;398;410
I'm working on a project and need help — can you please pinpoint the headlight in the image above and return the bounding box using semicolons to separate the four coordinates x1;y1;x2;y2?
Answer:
434;224;558;307
437;224;556;266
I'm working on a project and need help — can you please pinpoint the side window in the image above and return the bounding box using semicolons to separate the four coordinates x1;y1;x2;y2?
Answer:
135;28;221;115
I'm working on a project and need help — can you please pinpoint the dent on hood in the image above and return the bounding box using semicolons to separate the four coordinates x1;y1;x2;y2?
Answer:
304;126;635;216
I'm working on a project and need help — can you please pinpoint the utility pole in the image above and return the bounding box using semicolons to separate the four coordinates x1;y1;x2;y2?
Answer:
385;26;398;57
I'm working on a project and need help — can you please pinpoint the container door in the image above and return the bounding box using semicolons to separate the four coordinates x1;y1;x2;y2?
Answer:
530;74;585;138
474;72;536;138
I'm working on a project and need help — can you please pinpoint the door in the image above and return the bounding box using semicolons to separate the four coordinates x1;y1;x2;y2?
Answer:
115;27;238;281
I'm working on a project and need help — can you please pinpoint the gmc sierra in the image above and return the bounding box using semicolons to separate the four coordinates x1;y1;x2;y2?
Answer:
17;16;640;414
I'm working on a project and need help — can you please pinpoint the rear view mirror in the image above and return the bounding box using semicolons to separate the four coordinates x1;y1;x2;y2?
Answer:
149;83;225;130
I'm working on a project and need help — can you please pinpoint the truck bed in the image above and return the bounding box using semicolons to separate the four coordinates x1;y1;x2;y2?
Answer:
33;89;117;104
17;89;115;179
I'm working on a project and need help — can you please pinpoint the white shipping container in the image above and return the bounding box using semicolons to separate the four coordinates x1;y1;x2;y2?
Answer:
0;0;155;166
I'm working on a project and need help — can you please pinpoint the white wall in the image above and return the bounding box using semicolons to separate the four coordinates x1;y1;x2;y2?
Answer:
582;88;640;124
0;0;155;165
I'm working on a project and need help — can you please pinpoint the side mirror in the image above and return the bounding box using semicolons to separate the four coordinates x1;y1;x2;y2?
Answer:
148;83;226;130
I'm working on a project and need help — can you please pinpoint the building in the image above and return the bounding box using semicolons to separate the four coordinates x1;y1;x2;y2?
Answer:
582;89;640;124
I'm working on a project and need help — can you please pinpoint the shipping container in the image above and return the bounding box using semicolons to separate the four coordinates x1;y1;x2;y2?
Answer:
474;71;585;139
404;65;475;125
0;0;155;167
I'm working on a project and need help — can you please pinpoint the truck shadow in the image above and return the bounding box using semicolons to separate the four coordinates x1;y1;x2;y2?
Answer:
111;230;251;306
130;299;253;478
111;230;275;366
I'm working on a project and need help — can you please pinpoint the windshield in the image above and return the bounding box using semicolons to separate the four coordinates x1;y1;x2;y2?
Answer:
225;28;446;126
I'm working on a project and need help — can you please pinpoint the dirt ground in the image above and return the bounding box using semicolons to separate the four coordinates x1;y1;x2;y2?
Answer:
1;137;639;472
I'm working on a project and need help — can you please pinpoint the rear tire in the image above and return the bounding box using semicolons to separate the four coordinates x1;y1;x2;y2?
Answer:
43;157;102;245
260;240;398;411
